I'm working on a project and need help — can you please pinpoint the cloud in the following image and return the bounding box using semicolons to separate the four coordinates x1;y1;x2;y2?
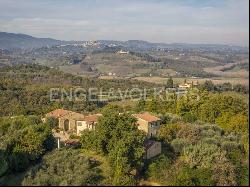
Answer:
0;18;91;40
0;0;248;45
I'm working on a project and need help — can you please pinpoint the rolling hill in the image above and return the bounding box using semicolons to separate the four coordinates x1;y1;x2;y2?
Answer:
0;32;248;52
0;32;66;49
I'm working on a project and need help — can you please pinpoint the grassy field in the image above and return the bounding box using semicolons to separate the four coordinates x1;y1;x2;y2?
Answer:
98;75;121;80
203;62;249;78
58;52;155;77
155;68;176;76
133;76;249;86
85;53;152;76
99;75;249;86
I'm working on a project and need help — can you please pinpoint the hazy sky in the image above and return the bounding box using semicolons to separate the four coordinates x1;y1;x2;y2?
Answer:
0;0;249;45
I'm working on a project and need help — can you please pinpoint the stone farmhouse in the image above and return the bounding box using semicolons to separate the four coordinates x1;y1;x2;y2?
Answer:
44;109;162;159
132;112;161;138
133;112;162;159
44;109;101;135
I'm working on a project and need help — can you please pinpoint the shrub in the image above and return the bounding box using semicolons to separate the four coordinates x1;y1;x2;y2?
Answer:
221;141;242;153
182;112;197;123
176;125;201;144
171;166;214;186
147;155;172;181
183;143;224;169
46;117;59;129
22;149;103;186
158;123;182;144
0;117;55;174
171;138;187;154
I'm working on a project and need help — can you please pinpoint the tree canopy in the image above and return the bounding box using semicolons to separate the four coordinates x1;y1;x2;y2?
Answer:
80;105;146;185
22;149;103;186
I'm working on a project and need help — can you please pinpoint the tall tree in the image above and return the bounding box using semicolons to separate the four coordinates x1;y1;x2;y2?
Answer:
166;77;174;88
80;105;146;185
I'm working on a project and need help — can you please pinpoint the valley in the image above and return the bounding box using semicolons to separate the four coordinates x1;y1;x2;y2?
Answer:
0;32;249;87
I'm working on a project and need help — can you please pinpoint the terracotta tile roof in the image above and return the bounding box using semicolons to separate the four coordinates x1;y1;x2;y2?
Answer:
133;112;161;122
78;114;102;124
46;109;103;124
46;109;72;118
85;114;102;122
46;109;86;119
67;112;85;120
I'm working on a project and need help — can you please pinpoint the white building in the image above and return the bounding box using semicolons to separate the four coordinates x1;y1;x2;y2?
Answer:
178;83;191;89
117;50;129;54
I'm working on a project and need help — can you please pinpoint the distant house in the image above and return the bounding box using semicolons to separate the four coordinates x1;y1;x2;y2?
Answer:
44;109;102;135
133;112;161;137
144;140;162;159
178;83;191;89
192;81;199;87
117;49;129;54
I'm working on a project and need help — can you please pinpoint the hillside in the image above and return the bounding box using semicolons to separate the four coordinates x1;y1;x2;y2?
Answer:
0;63;157;116
1;32;248;51
0;32;66;49
0;32;248;83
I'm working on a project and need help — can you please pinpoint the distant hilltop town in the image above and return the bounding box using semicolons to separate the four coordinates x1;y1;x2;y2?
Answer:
56;40;101;48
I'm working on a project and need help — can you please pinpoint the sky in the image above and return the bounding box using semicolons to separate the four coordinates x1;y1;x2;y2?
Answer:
0;0;249;45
